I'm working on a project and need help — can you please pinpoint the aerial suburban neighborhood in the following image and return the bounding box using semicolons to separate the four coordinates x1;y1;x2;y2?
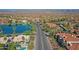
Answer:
0;9;79;50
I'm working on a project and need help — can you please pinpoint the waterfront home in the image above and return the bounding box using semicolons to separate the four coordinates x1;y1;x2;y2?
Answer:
0;37;7;44
13;35;30;42
0;35;30;43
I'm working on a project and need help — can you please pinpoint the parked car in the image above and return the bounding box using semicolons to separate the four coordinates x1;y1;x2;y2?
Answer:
43;31;50;36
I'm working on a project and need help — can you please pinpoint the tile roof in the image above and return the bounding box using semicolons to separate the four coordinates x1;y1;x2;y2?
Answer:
0;19;9;24
57;32;79;41
46;23;59;28
69;44;79;50
56;32;79;50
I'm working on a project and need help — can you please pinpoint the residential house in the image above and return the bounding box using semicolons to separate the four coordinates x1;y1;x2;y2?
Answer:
56;32;79;50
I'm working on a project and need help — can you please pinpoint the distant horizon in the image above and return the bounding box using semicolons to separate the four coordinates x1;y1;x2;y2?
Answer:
0;9;79;13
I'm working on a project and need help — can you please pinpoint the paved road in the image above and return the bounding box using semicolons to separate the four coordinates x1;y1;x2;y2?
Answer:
34;22;52;50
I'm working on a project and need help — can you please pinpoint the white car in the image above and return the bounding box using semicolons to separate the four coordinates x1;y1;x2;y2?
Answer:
43;31;50;36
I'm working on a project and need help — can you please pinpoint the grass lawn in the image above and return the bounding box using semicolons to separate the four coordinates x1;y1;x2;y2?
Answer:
8;42;16;50
0;43;4;49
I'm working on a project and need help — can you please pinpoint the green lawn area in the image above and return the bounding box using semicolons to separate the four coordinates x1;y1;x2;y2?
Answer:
8;42;16;50
0;43;4;49
0;42;16;50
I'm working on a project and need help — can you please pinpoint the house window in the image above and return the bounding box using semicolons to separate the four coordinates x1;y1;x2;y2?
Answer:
68;43;70;46
76;36;79;38
67;42;72;46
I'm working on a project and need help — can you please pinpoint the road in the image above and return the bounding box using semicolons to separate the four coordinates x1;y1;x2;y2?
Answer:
34;22;52;50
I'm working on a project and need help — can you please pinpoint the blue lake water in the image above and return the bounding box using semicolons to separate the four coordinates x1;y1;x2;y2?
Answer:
0;24;32;35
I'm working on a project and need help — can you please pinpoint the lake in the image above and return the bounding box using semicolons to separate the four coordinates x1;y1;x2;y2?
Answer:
0;24;32;35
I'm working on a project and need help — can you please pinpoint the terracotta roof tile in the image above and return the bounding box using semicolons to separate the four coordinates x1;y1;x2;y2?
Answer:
57;32;79;50
57;33;79;41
